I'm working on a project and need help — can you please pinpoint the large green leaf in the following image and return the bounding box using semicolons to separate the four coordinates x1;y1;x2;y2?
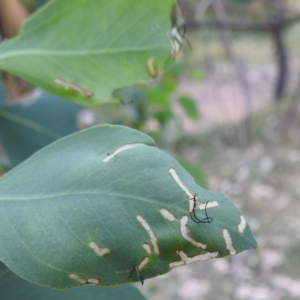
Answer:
0;0;174;106
0;262;145;300
0;125;257;289
0;90;83;168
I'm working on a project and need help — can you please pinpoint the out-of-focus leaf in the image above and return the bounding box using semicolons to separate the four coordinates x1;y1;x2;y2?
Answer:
146;66;181;126
0;82;6;107
0;125;257;289
0;90;83;167
34;0;49;5
179;95;199;120
0;0;174;106
189;69;203;81
0;262;146;300
20;0;49;14
229;0;251;4
113;85;146;105
178;158;208;189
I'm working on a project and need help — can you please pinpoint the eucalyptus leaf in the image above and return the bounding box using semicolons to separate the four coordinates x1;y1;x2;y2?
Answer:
0;262;145;300
0;125;257;289
0;0;174;106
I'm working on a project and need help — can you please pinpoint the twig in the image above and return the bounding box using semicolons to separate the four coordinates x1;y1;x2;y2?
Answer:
211;0;251;147
185;13;300;32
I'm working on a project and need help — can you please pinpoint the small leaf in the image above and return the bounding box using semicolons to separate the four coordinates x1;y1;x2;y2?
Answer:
0;125;257;289
0;90;83;167
0;0;174;106
179;95;199;120
0;262;146;300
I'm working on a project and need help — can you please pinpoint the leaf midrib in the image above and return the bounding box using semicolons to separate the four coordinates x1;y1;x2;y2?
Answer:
0;109;61;140
0;45;170;60
0;190;182;208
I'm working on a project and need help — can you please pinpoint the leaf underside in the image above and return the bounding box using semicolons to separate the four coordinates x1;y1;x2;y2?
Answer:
0;0;174;106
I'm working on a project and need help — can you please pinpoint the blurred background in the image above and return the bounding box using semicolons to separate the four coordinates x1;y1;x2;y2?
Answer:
1;0;300;299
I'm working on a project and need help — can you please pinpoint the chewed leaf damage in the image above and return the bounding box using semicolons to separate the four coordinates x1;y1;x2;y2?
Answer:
0;125;257;288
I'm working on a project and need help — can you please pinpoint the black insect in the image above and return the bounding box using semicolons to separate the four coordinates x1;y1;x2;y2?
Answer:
190;195;213;224
129;265;144;285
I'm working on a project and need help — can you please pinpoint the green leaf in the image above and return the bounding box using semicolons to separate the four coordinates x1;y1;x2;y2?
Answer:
0;90;83;168
0;0;174;106
0;262;145;300
179;95;199;120
0;125;257;289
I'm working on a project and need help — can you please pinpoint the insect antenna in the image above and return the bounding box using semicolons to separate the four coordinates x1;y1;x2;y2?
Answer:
129;265;144;285
190;196;213;224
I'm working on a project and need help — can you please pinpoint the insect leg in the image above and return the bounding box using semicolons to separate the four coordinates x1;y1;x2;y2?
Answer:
190;197;213;224
129;265;144;285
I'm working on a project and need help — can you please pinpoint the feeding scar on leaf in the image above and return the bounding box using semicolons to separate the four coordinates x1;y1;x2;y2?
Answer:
89;241;110;257
222;229;237;255
238;216;247;233
103;143;148;162
180;216;207;249
54;78;93;98
160;208;176;221
169;168;194;211
0;124;257;288
170;250;219;269
142;244;152;255
138;257;149;270
199;201;219;209
69;274;100;285
169;168;214;223
137;215;160;254
160;209;208;251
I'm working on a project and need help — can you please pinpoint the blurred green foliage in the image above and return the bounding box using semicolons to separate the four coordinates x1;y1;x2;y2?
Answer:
178;158;208;188
0;88;83;168
21;0;49;11
179;95;199;120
